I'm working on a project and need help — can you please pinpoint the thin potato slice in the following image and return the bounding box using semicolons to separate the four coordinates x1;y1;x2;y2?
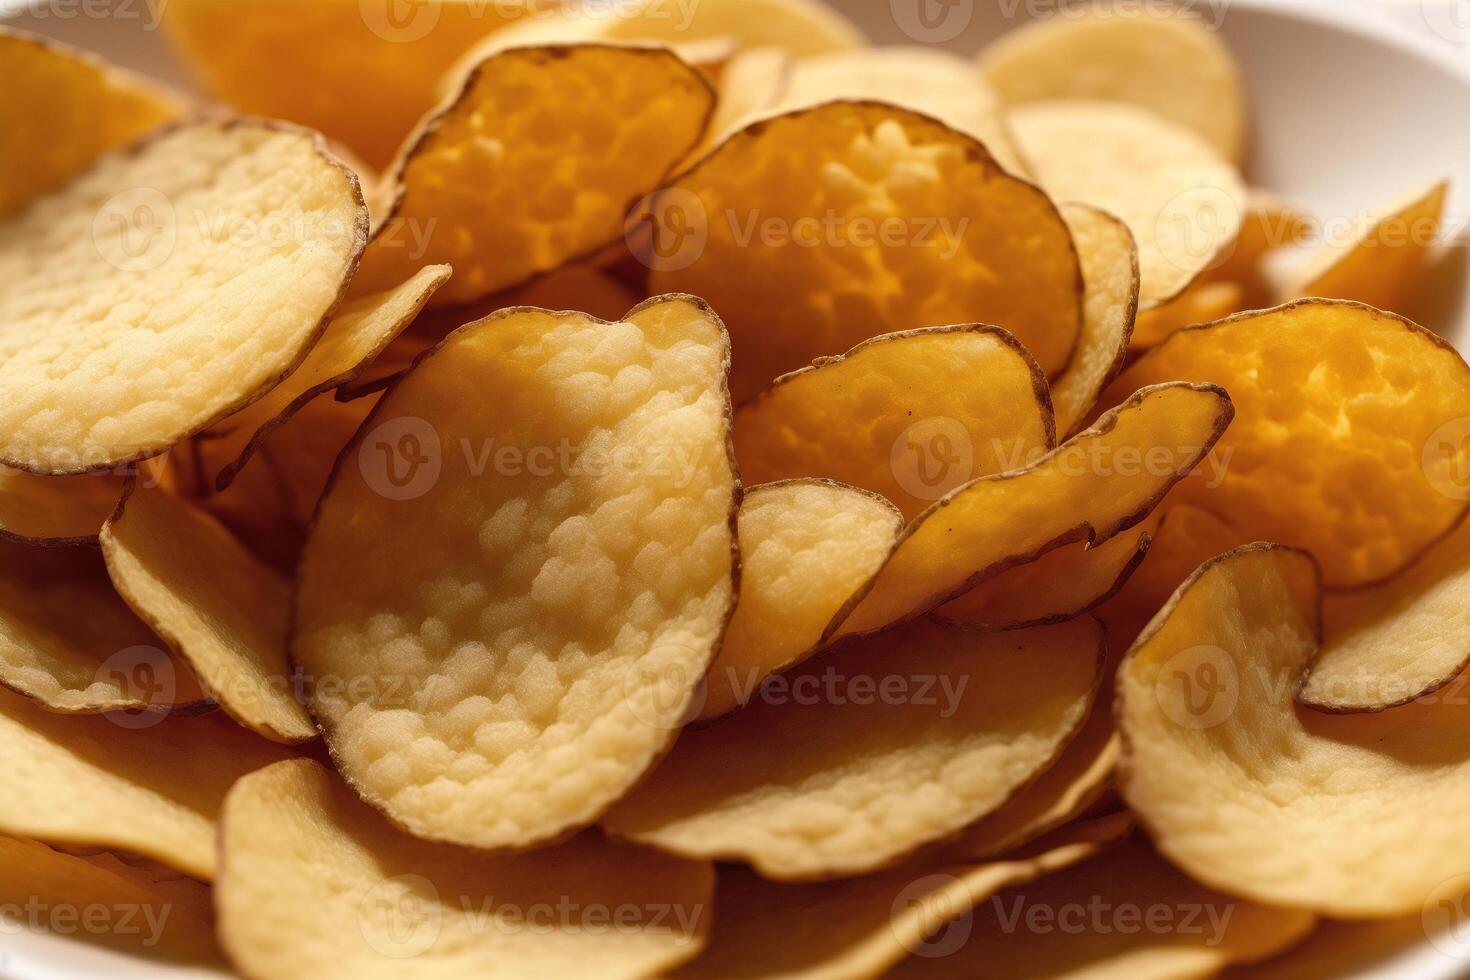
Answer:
1107;299;1470;586
260;393;379;528
0;27;183;213
294;296;739;851
101;484;315;743
698;480;901;722
733;325;1055;521
1130;280;1243;350
1119;544;1470;916
356;45;714;307
1009;100;1245;307
0;685;293;879
189;437;306;573
979;6;1246;160
888;836;1315;980
0;466;122;546
0;540;208;714
0;119;367;474
217;759;715;980
699;47;791;152
670;814;1132;980
1204;192;1312;305
646;102;1083;402
829;383;1233;642
603;618;1104;880
405;264;640;345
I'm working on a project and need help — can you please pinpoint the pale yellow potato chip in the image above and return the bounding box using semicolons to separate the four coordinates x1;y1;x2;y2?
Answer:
0;540;208;714
1130;280;1243;349
0;119;367;474
603;618;1103;879
0;27;183;214
698;479;901;722
645;102;1083;402
888;836;1314;979
217;759;715;980
294;295;739;850
829;383;1233;642
356;45;714;307
1009;100;1245;307
0;684;293;879
1119;544;1470;915
0;466;122;546
1107;300;1470;586
979;5;1246;160
1049;204;1138;437
733;325;1055;521
101;483;315;744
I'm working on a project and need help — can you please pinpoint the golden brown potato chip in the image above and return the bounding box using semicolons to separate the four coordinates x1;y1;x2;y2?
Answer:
646;101;1083;402
979;5;1246;160
188;437;306;573
1130;280;1243;350
101;483;315;743
699;480;901;722
1009;100;1245;307
888;836;1314;979
0;684;292;879
1107;299;1470;586
260;393;380;529
1280;180;1448;312
604;618;1103;879
406;264;641;346
0;466;122;546
1119;543;1470;915
733;325;1055;521
294;296;739;851
829;383;1233;642
355;45;714;308
0;119;367;474
0;540;207;714
0;27;182;214
217;759;715;980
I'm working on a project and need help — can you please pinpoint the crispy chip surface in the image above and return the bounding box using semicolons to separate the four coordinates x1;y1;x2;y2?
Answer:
217;759;714;980
604;618;1103;879
294;296;739;850
0;467;122;545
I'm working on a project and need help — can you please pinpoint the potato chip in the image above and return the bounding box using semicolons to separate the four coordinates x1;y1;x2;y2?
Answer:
0;466;122;546
294;295;739;850
355;45;713;308
828;383;1233;642
646;101;1083;402
1280;180;1448;312
0;27;182;214
261;393;380;529
189;437;306;573
1049;204;1138;437
979;5;1246;160
101;483;315;743
0;540;207;714
0;685;292;879
670;814;1131;980
1130;280;1243;350
1203;192;1311;305
733;325;1055;521
698;46;791;152
406;265;640;346
217;759;714;980
698;479;901;722
1107;299;1470;586
0;119;367;474
1119;543;1470;915
603;618;1103;879
888;836;1314;979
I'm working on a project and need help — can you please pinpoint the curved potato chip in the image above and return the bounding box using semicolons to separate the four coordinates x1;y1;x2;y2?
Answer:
698;479;902;722
979;6;1245;160
0;540;207;714
1119;543;1470;916
1204;192;1311;305
0;685;292;879
0;27;183;214
294;295;739;851
1009;100;1245;307
406;265;641;346
101;483;316;744
1049;203;1138;437
217;759;714;980
189;437;306;573
0;467;122;546
261;393;380;528
0;119;367;474
888;836;1314;980
1130;280;1243;349
646;101;1083;402
604;618;1103;880
733;325;1055;521
829;383;1233;642
1107;300;1470;586
698;46;791;152
356;45;714;308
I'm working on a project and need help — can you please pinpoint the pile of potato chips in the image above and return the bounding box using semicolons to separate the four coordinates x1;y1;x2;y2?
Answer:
2;1;1468;976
